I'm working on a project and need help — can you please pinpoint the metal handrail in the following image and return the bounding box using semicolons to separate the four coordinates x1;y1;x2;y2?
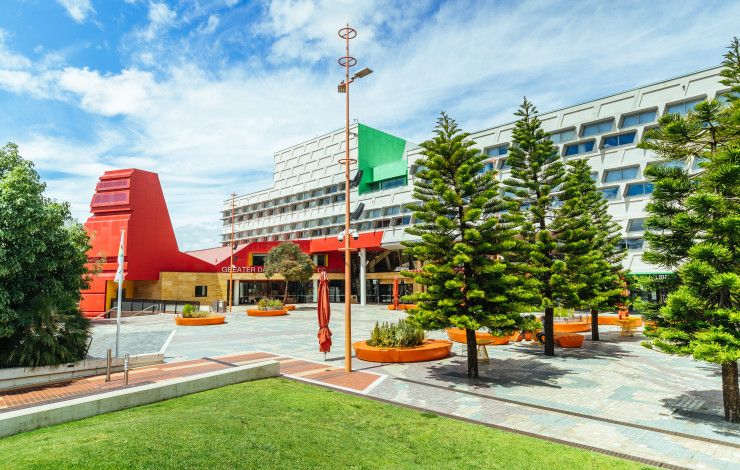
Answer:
90;307;119;321
128;305;160;317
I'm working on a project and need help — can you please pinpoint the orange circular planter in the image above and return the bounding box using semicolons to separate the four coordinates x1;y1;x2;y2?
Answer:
445;328;510;345
556;334;585;348
175;315;225;326
284;305;296;311
524;332;533;341
247;309;288;317
353;339;452;363
553;322;591;333
598;315;643;326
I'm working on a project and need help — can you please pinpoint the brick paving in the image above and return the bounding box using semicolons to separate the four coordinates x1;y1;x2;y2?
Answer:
0;351;383;413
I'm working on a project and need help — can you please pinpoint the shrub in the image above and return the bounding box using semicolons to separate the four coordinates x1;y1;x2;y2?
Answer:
182;304;208;318
257;299;284;311
553;306;574;317
520;315;542;333
367;319;424;348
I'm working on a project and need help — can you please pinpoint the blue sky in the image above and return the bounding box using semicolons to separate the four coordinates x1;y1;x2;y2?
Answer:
0;0;738;250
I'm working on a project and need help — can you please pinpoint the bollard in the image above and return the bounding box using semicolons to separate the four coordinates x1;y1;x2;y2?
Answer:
123;354;130;385
105;349;112;382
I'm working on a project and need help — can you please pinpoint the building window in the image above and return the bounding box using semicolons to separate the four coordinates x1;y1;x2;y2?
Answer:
478;161;495;174
648;160;685;170
627;218;646;232
621;110;656;128
582;120;614;137
598;186;619;200
498;158;511;170
564;140;595;156
194;286;208;297
364;208;381;219
367;176;407;192
373;219;391;229
602;131;637;149
252;254;266;266
315;254;328;267
625;182;654;197
666;97;704;116
548;128;576;143
590;171;598;181
621;238;644;250
393;216;411;226
485;145;508;157
603;166;639;183
383;206;401;216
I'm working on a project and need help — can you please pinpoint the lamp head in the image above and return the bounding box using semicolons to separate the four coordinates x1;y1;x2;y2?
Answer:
353;67;373;79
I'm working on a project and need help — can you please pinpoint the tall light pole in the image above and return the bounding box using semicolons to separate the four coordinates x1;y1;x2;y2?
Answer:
338;24;372;373
228;192;236;313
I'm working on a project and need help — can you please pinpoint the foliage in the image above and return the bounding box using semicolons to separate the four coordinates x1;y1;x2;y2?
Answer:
520;315;542;333
0;295;90;368
502;99;568;356
367;319;425;348
264;242;315;303
181;304;209;319
638;38;740;422
403;112;537;378
0;379;643;470
257;298;284;311
0;142;91;368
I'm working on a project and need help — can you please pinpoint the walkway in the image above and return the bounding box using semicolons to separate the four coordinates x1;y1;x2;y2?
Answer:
15;304;740;469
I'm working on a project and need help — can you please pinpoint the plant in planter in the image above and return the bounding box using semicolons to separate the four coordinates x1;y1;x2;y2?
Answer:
257;299;284;311
367;320;425;348
357;319;451;363
181;304;209;318
520;315;542;341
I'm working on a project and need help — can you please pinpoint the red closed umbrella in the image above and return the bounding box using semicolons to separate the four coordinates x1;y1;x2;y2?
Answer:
317;271;332;357
392;275;400;309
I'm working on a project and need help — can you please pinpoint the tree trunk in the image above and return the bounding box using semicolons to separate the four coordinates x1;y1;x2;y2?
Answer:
544;306;555;356
283;281;289;304
465;328;479;379
721;361;739;423
590;308;600;341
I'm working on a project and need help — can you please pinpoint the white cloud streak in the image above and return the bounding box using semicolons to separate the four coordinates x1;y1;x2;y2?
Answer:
56;0;95;23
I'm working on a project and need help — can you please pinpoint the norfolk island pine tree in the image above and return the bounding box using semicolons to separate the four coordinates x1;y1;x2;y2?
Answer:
403;112;537;379
637;38;740;422
503;98;571;356
551;159;626;341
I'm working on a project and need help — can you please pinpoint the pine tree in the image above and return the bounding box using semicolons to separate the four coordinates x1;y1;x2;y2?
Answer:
638;38;740;422
404;112;536;379
551;159;625;341
503;98;567;356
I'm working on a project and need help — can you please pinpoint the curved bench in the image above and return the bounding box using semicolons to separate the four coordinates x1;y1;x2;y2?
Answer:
446;328;510;345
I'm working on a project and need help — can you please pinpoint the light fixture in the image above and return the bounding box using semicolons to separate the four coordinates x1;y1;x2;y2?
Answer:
353;67;373;79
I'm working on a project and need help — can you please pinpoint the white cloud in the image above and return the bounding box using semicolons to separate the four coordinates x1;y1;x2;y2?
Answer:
56;0;95;23
0;29;33;70
139;2;177;41
56;67;157;116
198;15;220;35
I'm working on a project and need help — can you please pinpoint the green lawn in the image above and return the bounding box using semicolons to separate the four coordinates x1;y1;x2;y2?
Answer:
0;378;649;469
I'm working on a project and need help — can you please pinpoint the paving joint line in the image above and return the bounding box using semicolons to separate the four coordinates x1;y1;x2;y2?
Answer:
393;376;740;449
202;357;238;367
281;376;688;470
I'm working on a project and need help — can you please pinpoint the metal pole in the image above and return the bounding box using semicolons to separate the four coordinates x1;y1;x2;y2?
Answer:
105;348;112;382
123;354;130;385
228;193;235;313
115;274;123;358
343;23;352;373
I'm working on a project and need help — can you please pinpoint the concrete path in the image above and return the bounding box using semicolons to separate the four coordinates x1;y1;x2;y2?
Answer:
31;305;740;469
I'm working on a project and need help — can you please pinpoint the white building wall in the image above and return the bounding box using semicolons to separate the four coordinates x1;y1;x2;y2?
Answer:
223;66;728;275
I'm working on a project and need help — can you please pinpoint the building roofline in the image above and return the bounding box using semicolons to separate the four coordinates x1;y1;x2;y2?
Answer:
469;65;724;136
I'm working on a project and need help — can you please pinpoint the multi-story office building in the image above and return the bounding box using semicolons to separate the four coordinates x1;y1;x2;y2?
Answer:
223;66;729;305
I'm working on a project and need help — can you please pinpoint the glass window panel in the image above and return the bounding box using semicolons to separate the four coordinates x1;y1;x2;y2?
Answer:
628;218;645;232
598;121;614;133
582;124;598;137
618;132;636;145
499;158;511;170
603;136;619;148
565;144;579;155
623;238;644;250
583;141;595;152
639;110;657;124
598;187;619;199
622;115;639;128
622;166;639;179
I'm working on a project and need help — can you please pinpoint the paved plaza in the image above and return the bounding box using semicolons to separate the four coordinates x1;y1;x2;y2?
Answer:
84;304;740;469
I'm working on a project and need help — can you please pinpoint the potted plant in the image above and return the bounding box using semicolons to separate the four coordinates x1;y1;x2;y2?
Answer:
354;320;452;363
247;298;288;317
520;315;541;341
175;304;226;326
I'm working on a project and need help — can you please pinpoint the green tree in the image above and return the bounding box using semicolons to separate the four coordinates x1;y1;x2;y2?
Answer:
264;242;315;304
503;98;568;356
638;38;740;422
551;159;626;341
404;113;536;379
0;142;91;368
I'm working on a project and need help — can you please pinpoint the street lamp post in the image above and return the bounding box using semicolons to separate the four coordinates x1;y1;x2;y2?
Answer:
337;24;372;373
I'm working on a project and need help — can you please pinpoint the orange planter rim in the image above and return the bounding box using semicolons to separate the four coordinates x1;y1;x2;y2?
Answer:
353;339;452;363
247;309;288;317
445;328;510;345
174;315;226;326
